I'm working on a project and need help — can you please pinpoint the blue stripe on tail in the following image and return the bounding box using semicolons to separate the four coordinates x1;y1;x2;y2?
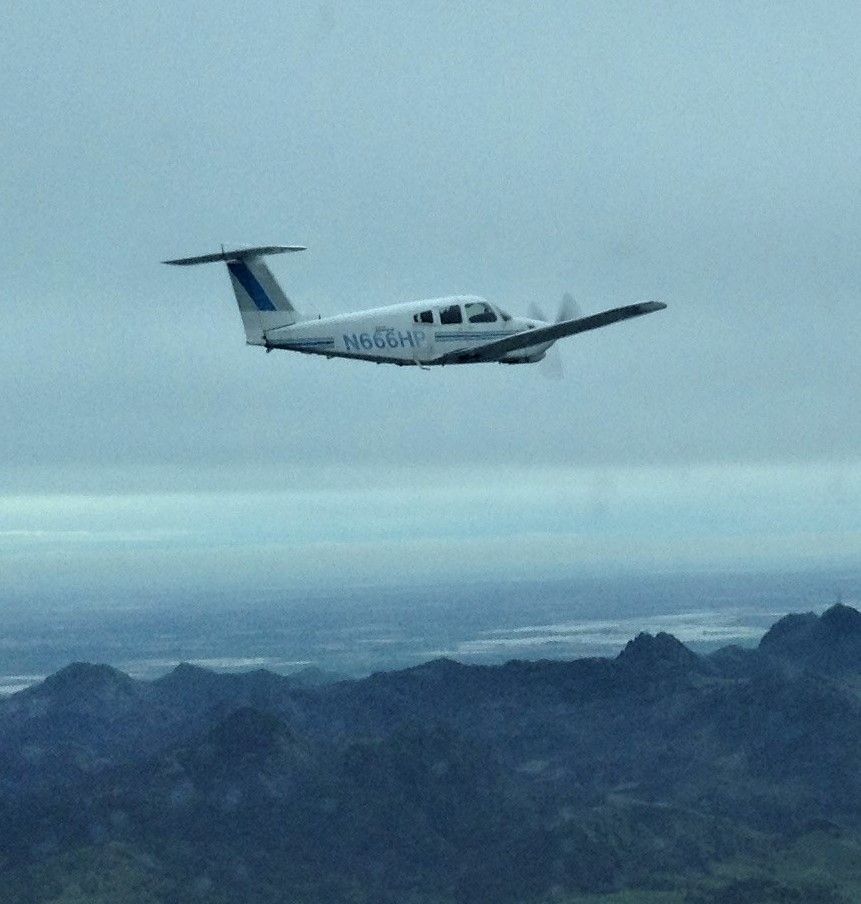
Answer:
227;261;277;311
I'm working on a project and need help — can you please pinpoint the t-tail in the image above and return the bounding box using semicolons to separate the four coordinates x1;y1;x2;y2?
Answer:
163;245;306;346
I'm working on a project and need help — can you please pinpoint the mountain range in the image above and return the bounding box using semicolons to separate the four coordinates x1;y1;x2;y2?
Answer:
0;603;858;903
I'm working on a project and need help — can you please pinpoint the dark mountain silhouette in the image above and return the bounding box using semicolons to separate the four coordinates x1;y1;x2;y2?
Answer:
617;630;705;673
39;662;138;698
760;603;861;675
0;605;858;903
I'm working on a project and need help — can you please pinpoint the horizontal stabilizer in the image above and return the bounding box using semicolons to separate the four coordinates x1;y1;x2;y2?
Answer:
162;245;306;266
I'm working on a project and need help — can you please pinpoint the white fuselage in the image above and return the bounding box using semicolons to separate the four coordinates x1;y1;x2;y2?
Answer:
165;244;666;367
265;295;552;366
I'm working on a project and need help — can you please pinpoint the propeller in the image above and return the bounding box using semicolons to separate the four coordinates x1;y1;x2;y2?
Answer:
559;292;579;323
527;293;582;379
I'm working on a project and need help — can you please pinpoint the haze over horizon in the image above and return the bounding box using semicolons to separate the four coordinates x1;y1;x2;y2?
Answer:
1;2;859;596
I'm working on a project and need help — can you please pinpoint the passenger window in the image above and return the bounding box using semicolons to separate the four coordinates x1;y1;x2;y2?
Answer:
465;302;497;324
439;304;462;325
413;310;433;324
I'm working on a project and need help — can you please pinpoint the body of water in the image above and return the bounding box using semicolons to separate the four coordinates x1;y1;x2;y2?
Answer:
1;569;857;694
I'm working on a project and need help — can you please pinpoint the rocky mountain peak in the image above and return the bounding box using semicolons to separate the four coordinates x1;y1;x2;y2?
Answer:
759;613;818;647
819;602;861;634
39;662;136;697
758;603;860;675
617;631;702;672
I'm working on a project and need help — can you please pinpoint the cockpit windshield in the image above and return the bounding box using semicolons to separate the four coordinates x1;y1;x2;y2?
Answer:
495;306;512;322
464;301;497;323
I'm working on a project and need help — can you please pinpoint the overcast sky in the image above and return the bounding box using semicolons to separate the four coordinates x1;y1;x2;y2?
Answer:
1;2;859;599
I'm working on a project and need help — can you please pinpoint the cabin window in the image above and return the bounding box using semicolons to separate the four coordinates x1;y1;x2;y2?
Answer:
413;310;433;324
465;301;497;323
496;307;512;322
439;304;462;325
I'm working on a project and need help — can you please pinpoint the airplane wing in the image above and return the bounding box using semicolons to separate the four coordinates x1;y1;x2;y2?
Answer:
431;301;666;365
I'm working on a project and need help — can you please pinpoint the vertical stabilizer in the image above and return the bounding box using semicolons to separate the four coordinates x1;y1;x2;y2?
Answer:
163;245;306;346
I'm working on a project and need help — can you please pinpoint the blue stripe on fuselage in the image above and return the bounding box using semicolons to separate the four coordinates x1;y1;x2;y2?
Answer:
227;261;277;311
434;331;515;341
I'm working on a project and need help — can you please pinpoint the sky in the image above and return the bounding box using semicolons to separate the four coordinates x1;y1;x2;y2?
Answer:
1;1;859;601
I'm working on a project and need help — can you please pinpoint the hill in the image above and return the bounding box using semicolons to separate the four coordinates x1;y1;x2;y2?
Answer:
0;604;858;903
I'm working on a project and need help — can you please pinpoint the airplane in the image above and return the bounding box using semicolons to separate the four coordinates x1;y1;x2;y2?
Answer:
163;244;666;367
